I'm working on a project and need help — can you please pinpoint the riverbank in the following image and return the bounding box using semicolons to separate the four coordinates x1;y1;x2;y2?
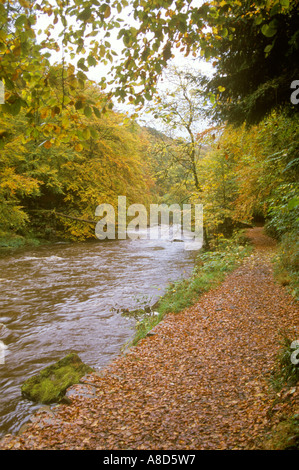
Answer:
0;233;45;251
0;227;298;450
0;231;59;256
0;230;108;256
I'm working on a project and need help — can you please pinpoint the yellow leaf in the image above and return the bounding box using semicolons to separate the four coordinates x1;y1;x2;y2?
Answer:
40;108;48;119
19;0;30;7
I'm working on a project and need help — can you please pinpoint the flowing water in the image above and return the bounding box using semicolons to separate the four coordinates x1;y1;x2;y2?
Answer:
0;227;197;437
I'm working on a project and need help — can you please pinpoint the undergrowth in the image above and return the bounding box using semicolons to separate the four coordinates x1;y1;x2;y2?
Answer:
264;330;299;450
270;329;299;391
272;231;299;300
0;230;44;252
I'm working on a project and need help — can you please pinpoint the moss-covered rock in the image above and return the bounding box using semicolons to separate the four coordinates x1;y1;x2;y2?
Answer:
21;353;94;404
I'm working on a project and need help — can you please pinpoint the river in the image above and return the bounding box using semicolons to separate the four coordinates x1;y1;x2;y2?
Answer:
0;227;197;438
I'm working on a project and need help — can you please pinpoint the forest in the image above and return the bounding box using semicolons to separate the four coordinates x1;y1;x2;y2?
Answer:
0;2;298;228
0;0;299;246
1;0;298;294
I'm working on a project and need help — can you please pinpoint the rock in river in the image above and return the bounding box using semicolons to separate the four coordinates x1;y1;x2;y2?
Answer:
21;353;94;404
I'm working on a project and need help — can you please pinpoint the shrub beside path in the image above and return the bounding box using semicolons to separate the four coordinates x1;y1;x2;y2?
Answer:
1;227;298;450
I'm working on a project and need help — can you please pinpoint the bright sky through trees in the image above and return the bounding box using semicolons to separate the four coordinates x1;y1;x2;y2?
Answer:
33;0;213;134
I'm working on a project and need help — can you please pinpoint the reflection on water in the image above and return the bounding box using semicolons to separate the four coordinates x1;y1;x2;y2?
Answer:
0;227;197;437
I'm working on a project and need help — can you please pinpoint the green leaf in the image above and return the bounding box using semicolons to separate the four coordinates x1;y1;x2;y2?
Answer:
82;127;91;139
15;15;27;28
162;42;172;62
270;3;281;16
264;43;274;54
77;129;85;141
99;44;106;58
87;55;97;67
84;105;92;118
255;15;264;26
90;128;99;139
154;63;162;74
77;58;88;71
5;99;22;116
77;71;88;82
209;93;215;104
93;106;101;118
104;5;111;19
261;20;278;38
221;28;228;38
288;198;299;210
78;8;91;21
75;100;83;110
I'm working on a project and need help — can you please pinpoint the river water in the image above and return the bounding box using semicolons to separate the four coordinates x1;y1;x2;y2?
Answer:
0;227;197;438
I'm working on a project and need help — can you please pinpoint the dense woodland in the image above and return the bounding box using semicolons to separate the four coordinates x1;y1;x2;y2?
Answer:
0;0;298;291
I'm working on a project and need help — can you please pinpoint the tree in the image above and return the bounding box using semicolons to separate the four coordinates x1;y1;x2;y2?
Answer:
145;66;216;193
0;60;154;241
0;0;116;142
203;0;299;125
108;0;299;124
195;110;299;238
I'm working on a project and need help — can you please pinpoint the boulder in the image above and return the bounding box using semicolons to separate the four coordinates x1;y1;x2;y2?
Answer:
21;353;94;404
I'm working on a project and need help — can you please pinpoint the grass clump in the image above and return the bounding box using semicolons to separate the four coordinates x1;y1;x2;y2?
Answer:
270;330;299;391
157;235;252;317
263;414;299;450
264;330;299;450
21;353;94;404
0;230;43;252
